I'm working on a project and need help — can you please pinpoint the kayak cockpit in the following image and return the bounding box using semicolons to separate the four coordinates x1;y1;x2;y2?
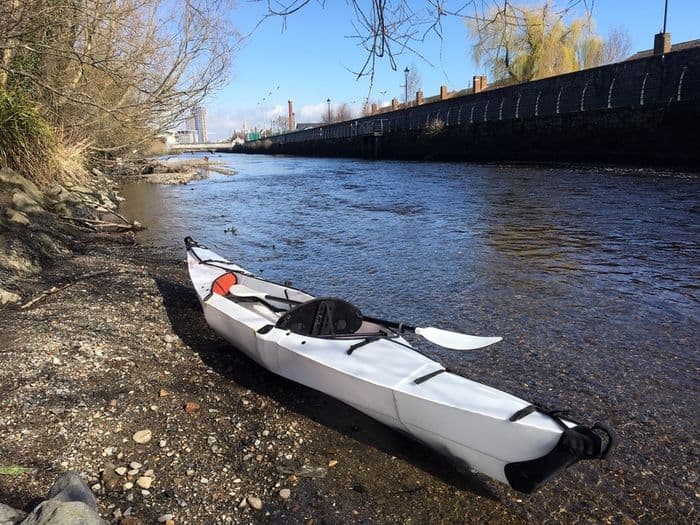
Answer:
209;272;393;338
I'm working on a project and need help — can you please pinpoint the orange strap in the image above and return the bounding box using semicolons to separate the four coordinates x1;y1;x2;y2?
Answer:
212;273;237;296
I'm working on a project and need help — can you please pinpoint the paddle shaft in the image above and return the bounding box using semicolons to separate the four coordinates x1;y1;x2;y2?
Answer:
362;316;416;333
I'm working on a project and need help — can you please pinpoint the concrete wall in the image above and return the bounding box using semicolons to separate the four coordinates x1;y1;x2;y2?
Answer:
239;48;700;168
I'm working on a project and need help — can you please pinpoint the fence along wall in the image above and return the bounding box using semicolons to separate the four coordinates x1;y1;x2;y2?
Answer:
244;47;700;165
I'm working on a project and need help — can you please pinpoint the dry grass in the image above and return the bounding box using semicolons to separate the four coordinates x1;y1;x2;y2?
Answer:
0;89;88;186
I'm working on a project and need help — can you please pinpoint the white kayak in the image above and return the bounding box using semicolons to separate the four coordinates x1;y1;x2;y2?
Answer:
185;237;614;493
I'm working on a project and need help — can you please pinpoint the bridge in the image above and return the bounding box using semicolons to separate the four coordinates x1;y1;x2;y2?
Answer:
168;142;233;153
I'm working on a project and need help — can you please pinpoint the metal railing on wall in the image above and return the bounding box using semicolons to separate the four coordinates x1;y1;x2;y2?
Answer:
251;48;699;147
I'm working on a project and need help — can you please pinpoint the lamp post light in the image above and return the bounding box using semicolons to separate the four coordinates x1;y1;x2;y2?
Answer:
404;67;409;106
326;98;331;123
662;0;669;33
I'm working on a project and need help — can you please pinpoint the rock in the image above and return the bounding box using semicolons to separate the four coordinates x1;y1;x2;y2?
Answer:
115;467;127;476
0;288;21;306
6;209;29;225
101;464;121;492
246;496;263;510
21;472;106;524
123;482;134;490
0;502;27;524
119;518;143;525
157;514;174;523
159;440;167;448
143;469;154;477
91;483;101;493
132;430;152;444
12;191;43;214
136;476;153;489
184;402;200;413
159;389;170;397
206;436;217;445
20;500;107;525
279;488;291;500
328;460;338;467
129;461;142;469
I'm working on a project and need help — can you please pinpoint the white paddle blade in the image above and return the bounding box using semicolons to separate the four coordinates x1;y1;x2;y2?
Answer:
415;327;502;350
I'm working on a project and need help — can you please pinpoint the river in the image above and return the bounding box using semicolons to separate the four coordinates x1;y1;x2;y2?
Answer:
120;153;699;520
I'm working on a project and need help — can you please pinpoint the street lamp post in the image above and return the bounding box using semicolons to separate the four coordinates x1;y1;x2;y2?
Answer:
662;0;669;33
326;98;331;123
404;67;409;106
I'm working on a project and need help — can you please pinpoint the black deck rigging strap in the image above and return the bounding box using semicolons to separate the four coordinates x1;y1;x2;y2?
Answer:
509;403;577;431
413;369;447;384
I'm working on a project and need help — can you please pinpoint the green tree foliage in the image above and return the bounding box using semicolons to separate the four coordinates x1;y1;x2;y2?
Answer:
467;2;607;84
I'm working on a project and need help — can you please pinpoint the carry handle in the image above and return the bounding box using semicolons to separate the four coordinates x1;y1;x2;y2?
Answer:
593;422;617;459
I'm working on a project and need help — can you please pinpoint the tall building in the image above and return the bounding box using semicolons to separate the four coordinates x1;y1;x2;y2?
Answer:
192;105;207;143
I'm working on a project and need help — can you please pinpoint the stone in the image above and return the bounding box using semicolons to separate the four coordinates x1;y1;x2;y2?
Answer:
157;514;174;522
328;460;338;467
12;191;42;214
246;496;263;510
136;476;153;489
20;500;107;525
132;430;152;444
279;488;291;500
0;502;27;524
123;482;134;490
101;465;121;492
143;469;154;477
184;402;200;413
119;518;143;525
129;461;142;469
5;209;29;225
115;467;127;476
159;389;170;397
0;288;21;306
159;440;167;448
207;436;217;445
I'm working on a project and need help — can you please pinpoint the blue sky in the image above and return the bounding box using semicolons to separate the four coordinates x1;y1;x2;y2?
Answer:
205;0;699;139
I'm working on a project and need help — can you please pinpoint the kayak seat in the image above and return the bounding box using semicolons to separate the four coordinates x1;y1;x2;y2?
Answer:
276;298;363;337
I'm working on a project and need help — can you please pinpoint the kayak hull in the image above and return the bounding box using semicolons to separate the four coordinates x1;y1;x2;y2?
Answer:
185;238;613;493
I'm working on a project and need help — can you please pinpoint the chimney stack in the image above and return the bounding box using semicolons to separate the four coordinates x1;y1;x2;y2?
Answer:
288;100;295;130
653;33;671;55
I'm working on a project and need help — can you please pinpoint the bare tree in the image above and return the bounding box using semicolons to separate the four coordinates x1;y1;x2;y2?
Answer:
604;27;633;64
335;103;353;122
0;0;236;152
255;1;594;88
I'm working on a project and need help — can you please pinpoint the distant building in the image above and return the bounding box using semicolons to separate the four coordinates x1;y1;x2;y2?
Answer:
192;106;208;143
175;130;197;144
295;122;323;130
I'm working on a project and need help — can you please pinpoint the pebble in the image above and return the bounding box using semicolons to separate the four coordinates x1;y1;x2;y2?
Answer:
123;482;134;490
132;429;152;444
91;483;101;493
136;476;153;489
247;496;263;510
200;477;209;484
129;461;142;469
159;440;167;448
328;460;338;467
279;488;291;500
158;514;174;523
141;489;151;496
144;469;154;477
127;469;139;476
115;467;127;476
184;402;200;413
159;389;170;397
207;436;217;445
